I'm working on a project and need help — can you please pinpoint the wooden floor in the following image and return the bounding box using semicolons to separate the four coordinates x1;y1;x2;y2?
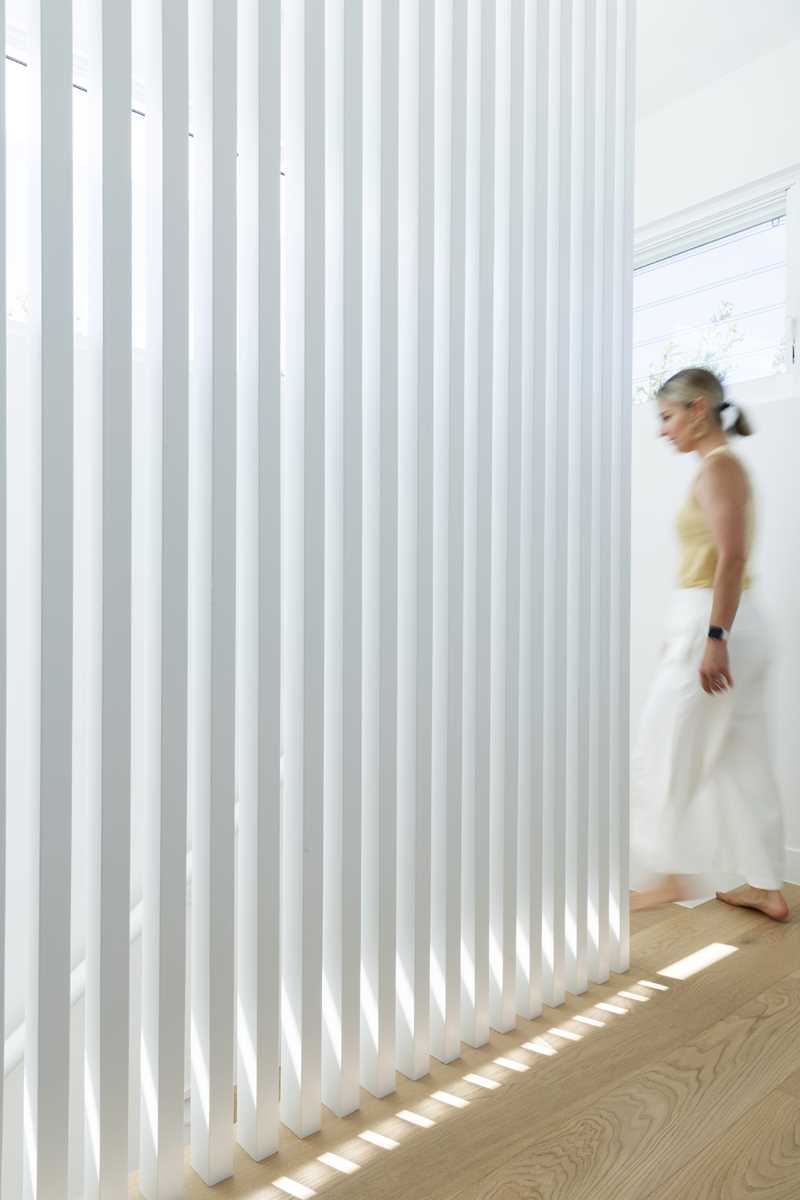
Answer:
134;884;800;1200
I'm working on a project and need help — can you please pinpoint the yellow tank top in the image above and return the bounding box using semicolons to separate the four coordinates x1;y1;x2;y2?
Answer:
676;448;754;590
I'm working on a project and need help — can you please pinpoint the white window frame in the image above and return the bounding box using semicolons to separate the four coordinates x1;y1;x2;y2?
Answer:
633;165;800;407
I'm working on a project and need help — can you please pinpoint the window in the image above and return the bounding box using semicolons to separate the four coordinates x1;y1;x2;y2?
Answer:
633;178;800;406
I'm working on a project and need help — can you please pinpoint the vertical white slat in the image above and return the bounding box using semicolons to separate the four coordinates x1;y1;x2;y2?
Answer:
619;0;635;970
84;1;132;1195
376;0;399;1095
361;0;381;1095
489;0;517;1037
323;0;345;1120
340;0;364;1113
188;0;237;1184
236;0;281;1160
0;0;6;1169
588;0;612;985
516;0;549;1023
564;0;593;998
541;0;572;1009
460;0;491;1052
362;0;399;1100
140;1;190;1195
414;0;435;1078
283;0;325;1137
430;0;461;1067
609;0;635;975
24;2;73;1197
322;0;362;1119
397;0;432;1083
396;0;419;1080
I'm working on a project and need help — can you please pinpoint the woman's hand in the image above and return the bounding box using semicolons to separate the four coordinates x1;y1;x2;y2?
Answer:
699;638;733;696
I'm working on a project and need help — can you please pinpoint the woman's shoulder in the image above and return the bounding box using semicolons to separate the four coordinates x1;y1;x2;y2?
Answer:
699;448;751;501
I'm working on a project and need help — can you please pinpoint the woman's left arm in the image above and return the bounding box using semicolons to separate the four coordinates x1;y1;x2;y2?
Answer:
696;457;749;694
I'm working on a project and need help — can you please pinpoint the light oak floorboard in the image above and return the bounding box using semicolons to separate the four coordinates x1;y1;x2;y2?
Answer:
646;1088;800;1200
779;1066;800;1103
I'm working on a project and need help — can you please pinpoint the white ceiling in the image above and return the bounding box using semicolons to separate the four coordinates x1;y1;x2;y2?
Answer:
637;0;800;118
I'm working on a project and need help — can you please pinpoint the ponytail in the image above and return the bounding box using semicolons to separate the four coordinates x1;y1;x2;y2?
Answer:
731;405;753;438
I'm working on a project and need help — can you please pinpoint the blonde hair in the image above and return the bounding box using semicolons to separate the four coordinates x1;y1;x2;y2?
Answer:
656;367;753;437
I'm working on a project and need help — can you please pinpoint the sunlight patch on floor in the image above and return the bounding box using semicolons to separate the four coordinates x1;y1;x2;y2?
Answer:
396;1109;435;1128
522;1039;558;1056
658;943;737;980
494;1056;530;1073
318;1153;360;1175
463;1072;502;1090
273;1177;316;1199
573;1013;605;1028
431;1090;470;1108
359;1130;400;1151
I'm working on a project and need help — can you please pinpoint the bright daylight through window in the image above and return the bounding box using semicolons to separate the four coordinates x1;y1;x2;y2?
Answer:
633;217;788;404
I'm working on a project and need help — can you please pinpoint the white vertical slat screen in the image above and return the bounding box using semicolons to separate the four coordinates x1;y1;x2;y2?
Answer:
189;0;237;1184
140;0;190;1196
24;2;74;1198
84;1;132;1197
236;0;281;1162
321;0;363;1120
282;0;325;1139
2;0;636;1190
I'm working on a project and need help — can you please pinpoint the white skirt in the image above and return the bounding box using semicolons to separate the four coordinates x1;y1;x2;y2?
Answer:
631;588;786;892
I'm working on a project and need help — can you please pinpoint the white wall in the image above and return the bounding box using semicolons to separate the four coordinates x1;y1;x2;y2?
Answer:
636;35;800;227
631;400;800;880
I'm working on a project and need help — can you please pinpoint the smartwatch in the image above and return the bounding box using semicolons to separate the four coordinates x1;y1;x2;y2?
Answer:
708;625;729;642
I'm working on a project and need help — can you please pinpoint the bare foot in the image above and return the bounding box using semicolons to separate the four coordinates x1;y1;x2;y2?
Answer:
631;876;688;912
715;886;790;922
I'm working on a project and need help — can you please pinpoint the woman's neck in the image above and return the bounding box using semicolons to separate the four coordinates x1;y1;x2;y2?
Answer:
695;430;728;461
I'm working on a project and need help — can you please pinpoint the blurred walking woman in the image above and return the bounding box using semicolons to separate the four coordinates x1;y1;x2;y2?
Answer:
631;367;788;921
